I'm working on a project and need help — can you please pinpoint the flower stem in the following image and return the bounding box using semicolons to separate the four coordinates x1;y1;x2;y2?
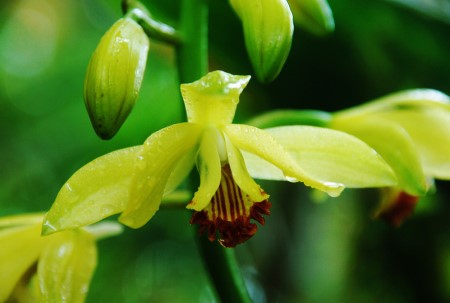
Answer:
175;0;251;302
246;109;332;128
176;0;208;83
122;1;180;45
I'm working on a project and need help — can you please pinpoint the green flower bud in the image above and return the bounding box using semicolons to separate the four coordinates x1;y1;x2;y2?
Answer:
287;0;335;36
230;0;293;83
84;17;149;140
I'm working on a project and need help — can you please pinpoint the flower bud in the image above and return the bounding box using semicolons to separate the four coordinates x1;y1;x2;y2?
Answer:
84;17;149;140
287;0;335;36
229;0;293;83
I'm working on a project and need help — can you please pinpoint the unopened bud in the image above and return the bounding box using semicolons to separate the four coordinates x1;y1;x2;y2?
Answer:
287;0;335;36
84;17;149;140
230;0;293;83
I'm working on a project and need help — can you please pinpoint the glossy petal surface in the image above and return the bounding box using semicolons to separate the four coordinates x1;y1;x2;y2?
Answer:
180;70;250;125
188;128;222;211
120;123;202;228
225;124;344;197
0;225;43;302
43;146;142;234
261;126;397;188
224;133;269;202
379;109;450;179
38;230;97;303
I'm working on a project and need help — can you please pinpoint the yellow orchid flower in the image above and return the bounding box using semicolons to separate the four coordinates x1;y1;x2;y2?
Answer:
0;213;122;303
43;70;396;247
330;89;450;224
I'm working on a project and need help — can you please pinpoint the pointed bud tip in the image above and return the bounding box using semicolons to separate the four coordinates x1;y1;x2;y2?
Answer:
41;220;58;236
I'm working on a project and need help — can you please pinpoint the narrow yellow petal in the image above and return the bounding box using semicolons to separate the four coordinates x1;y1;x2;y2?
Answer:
119;123;202;228
224;124;344;197
38;230;97;303
43;146;142;235
0;224;43;302
164;147;197;195
187;128;222;211
224;133;269;202
264;126;398;188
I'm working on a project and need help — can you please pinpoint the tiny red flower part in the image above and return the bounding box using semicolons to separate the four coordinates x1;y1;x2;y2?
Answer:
379;191;419;227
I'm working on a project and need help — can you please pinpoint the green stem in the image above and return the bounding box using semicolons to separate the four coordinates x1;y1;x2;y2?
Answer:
246;109;332;128
122;2;180;45
176;0;208;83
175;1;251;302
198;238;252;303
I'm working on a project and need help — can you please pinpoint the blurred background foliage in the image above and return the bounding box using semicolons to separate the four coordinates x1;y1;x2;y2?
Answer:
0;0;449;302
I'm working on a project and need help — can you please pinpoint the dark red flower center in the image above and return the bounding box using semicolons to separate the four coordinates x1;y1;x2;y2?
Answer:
190;164;271;248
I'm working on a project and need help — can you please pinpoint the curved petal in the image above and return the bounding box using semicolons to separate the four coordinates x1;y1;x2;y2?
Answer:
224;124;344;197
380;109;450;179
38;229;97;303
261;126;397;188
42;146;142;235
0;224;43;302
332;117;427;195
187;128;222;211
119;123;202;228
164;147;197;195
0;213;44;228
224;133;269;202
334;89;450;119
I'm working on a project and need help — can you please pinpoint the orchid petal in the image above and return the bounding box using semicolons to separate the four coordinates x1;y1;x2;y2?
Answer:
120;123;202;228
334;89;450;119
0;213;44;228
256;126;398;188
164;147;197;195
187;128;222;211
43;146;142;235
224;133;269;202
331;117;427;195
225;124;344;197
380;108;450;179
38;230;97;303
0;224;43;302
180;71;250;125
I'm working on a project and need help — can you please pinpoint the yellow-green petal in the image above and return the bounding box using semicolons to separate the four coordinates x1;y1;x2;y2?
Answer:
38;230;97;303
119;123;202;228
379;109;450;179
164;146;197;196
43;146;142;235
224;133;269;202
334;89;450;120
0;224;43;302
0;213;44;229
180;70;250;126
331;117;427;195
187;128;222;211
262;126;397;188
225;124;344;197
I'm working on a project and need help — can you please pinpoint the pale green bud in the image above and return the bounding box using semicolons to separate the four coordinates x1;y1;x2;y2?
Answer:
230;0;294;83
84;17;149;140
287;0;335;36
